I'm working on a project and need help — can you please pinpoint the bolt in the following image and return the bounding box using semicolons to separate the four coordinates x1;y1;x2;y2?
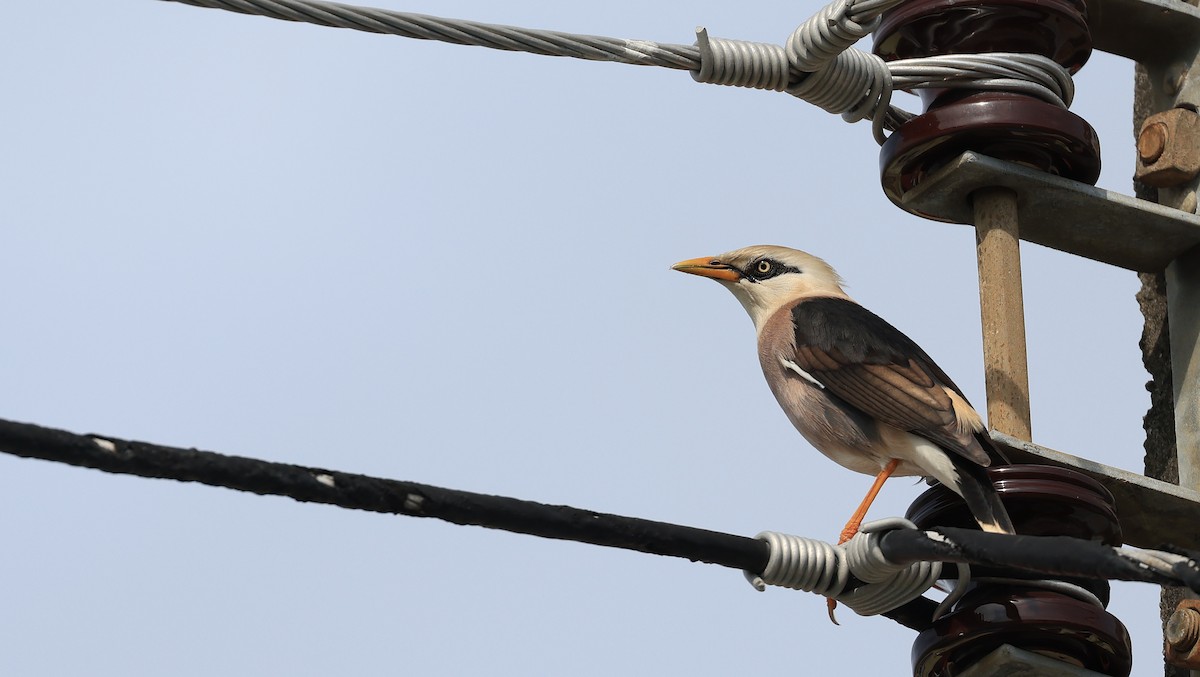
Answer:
1167;607;1200;652
1139;121;1169;164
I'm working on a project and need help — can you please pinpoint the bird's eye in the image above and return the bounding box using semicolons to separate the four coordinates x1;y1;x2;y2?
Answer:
756;260;772;274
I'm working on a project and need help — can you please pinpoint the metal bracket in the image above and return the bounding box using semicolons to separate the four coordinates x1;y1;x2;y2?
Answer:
894;151;1200;272
1089;0;1200;115
992;431;1200;551
1086;0;1200;65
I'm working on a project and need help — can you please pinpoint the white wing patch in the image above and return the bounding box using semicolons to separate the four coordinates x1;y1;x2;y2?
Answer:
780;358;825;389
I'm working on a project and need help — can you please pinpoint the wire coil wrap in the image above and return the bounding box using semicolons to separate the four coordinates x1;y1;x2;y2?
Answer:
747;519;942;617
746;531;850;596
786;49;892;121
840;520;943;615
783;0;896;141
691;28;789;91
691;0;1073;144
785;0;881;74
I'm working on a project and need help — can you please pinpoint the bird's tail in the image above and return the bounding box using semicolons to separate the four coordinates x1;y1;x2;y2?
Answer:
952;455;1016;534
975;430;1012;466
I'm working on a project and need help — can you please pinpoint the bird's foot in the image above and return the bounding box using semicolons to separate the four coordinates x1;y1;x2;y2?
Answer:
826;597;840;625
827;520;861;624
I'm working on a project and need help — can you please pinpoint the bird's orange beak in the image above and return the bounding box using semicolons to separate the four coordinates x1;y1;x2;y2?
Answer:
671;256;742;282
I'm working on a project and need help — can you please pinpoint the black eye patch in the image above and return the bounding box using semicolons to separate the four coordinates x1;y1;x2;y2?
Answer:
745;258;801;281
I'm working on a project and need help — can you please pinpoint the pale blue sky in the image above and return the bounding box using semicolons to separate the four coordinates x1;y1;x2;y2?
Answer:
2;2;1157;675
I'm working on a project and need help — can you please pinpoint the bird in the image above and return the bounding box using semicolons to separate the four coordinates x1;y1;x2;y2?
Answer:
672;245;1015;544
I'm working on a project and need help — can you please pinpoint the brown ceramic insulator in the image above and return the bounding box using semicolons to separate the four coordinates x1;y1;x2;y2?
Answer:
873;0;1092;72
871;0;1098;202
911;587;1133;677
906;464;1123;545
878;91;1102;209
907;465;1131;676
909;463;1119;601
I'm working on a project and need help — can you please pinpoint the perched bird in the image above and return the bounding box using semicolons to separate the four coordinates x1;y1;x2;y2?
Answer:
672;245;1014;543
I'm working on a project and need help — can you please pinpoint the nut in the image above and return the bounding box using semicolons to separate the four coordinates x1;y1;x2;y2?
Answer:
1135;108;1200;187
1165;600;1200;668
1138;121;1168;164
1167;607;1200;652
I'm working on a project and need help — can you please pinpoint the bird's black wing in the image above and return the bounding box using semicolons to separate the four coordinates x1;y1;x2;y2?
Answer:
789;297;992;466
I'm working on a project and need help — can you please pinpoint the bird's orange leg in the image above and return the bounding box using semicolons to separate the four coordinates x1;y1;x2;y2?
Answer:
838;458;901;545
828;458;902;624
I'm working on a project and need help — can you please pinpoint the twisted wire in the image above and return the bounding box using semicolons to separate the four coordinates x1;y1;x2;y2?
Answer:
890;53;1074;107
162;0;1076;147
973;577;1104;607
161;0;702;69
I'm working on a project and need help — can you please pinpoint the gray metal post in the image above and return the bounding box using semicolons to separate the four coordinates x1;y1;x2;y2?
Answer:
1168;247;1200;489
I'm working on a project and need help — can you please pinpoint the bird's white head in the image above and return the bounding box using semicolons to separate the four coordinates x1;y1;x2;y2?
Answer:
672;245;849;330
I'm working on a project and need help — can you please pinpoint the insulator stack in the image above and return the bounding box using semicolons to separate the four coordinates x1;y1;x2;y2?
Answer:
872;0;1102;212
906;465;1132;676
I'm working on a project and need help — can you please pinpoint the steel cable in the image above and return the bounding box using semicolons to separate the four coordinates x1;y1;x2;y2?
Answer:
161;0;1075;146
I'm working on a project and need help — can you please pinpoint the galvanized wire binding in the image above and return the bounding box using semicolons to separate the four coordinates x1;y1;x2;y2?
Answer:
691;28;788;92
691;0;1072;144
746;518;943;617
